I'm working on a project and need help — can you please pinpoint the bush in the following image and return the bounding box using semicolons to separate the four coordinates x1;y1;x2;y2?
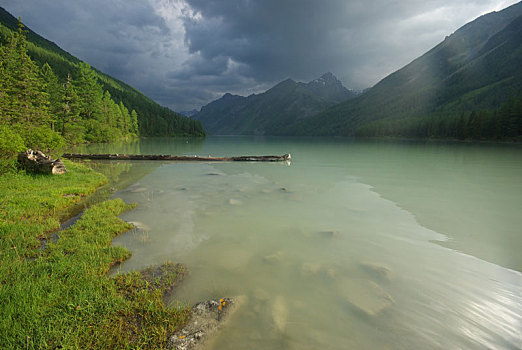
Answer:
0;125;25;174
15;125;65;152
63;123;86;145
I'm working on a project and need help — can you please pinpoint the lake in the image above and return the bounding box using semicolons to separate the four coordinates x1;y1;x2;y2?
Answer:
72;137;522;349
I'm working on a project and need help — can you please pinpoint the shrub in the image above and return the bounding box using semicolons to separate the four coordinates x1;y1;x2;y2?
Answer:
0;125;25;174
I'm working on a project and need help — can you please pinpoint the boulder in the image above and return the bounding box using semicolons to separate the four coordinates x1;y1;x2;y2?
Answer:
271;296;289;333
338;279;394;317
359;262;395;281
169;295;247;349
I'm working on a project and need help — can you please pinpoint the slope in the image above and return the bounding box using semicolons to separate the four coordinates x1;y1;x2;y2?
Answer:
282;2;522;138
0;7;204;137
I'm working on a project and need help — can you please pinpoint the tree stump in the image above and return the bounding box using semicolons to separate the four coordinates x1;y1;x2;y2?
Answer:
18;149;67;175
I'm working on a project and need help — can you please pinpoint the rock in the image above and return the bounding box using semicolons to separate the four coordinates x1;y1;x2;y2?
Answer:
271;296;288;333
128;221;151;231
301;263;336;279
263;251;283;264
338;279;394;317
301;262;323;276
17;149;66;175
359;262;395;281
169;296;247;350
317;230;341;238
228;198;242;206
130;187;148;193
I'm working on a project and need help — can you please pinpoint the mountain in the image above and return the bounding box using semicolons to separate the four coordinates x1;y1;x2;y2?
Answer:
0;7;204;137
194;72;356;135
178;109;200;117
280;2;522;139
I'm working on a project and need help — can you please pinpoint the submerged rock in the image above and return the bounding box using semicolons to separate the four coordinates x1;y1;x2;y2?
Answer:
317;230;341;238
359;262;395;281
263;251;284;264
169;296;247;350
128;221;151;231
301;262;336;279
228;198;242;206
130;187;148;193
338;279;394;317
272;296;289;333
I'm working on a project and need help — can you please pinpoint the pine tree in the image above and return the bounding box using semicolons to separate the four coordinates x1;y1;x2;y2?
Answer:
131;109;139;135
119;101;130;134
1;19;50;126
58;73;80;137
41;63;61;131
75;62;102;120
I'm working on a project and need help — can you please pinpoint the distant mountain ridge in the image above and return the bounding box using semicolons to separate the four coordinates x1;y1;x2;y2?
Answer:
194;72;357;135
278;2;522;137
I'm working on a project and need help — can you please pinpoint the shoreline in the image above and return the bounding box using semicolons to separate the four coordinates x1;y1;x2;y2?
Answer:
0;161;195;349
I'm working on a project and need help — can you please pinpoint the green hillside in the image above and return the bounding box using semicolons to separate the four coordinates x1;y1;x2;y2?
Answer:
281;2;522;140
0;7;204;137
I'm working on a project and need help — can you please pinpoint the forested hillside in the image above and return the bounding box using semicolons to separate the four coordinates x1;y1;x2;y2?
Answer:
280;3;522;140
0;19;135;171
0;7;204;138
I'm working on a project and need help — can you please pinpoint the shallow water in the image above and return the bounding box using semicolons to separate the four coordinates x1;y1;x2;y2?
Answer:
75;137;522;349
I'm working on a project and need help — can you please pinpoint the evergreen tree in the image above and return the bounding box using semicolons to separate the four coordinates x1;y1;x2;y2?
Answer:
131;109;139;135
75;62;102;120
119;101;130;134
58;73;80;138
1;19;49;126
41;63;61;131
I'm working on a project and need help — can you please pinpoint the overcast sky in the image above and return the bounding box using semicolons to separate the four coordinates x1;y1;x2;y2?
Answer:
1;0;519;111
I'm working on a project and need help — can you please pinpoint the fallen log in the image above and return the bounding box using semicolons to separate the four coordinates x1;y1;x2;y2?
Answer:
18;149;67;175
62;153;291;162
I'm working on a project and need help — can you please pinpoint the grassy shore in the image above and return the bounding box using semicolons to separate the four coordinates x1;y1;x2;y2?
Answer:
0;161;190;349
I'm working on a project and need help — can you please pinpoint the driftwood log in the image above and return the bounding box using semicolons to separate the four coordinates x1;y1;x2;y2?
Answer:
62;153;291;162
18;150;67;175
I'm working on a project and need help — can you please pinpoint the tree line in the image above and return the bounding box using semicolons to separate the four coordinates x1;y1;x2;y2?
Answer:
354;94;522;141
0;20;140;172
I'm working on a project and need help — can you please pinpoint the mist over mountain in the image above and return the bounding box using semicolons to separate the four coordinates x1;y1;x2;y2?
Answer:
279;2;522;138
194;73;357;135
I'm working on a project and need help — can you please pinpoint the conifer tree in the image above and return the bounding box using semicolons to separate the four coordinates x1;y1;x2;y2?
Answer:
58;73;80;137
75;62;102;120
131;109;139;135
119;101;130;134
1;19;49;126
41;63;61;131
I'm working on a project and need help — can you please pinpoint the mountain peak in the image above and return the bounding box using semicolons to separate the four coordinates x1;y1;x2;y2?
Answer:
308;72;343;87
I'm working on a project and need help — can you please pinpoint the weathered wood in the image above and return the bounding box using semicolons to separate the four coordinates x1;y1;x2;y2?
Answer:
62;153;291;162
18;149;67;175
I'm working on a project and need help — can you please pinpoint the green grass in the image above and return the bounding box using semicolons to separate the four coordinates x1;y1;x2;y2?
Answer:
0;162;190;349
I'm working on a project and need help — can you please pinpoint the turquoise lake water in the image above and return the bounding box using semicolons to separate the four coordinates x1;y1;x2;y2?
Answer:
73;137;522;349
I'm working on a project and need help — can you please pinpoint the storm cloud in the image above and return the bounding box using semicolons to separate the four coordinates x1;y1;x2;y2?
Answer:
1;0;519;111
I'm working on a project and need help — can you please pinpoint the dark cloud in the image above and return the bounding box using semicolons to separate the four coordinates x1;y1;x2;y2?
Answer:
1;0;518;111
